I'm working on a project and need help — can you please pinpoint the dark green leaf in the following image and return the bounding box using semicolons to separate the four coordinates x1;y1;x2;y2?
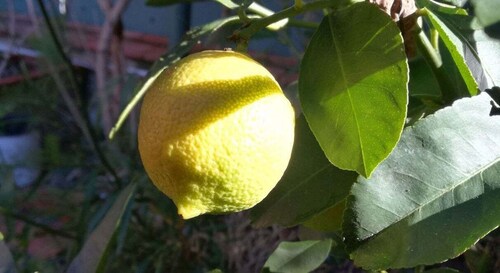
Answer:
299;2;408;177
66;183;137;273
425;9;479;95
302;200;346;232
343;93;500;269
470;0;500;27
0;232;16;273
484;22;500;39
486;87;500;116
407;58;443;123
409;58;442;99
485;87;500;104
264;240;332;273
431;11;500;88
250;116;356;227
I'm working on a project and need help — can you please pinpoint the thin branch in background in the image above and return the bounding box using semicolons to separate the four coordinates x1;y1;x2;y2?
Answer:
35;0;75;79
31;0;122;186
110;19;126;127
96;0;131;134
0;206;77;240
28;2;94;156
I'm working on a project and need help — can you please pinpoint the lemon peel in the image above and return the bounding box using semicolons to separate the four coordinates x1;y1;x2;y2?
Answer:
138;50;295;219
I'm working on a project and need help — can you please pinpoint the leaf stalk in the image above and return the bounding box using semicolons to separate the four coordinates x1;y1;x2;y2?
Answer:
230;0;335;51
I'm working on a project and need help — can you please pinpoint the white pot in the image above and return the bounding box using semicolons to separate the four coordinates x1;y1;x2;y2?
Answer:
0;131;41;187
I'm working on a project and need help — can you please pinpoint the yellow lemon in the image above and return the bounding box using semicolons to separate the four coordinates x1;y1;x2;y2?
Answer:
138;50;295;219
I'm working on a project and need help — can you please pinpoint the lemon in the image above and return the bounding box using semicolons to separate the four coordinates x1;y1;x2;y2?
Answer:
138;50;295;219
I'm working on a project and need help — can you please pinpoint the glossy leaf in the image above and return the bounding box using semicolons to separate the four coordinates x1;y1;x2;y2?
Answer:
299;2;408;177
66;183;136;273
0;233;16;273
343;93;500;269
434;0;467;7
250;116;356;227
264;240;332;273
425;9;479;95
432;11;500;88
471;29;500;87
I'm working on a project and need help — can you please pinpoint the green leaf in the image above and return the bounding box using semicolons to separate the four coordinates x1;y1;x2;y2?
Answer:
109;16;243;139
264;240;332;273
469;0;500;27
299;2;408;177
432;0;467;7
417;0;468;15
425;9;479;95
66;183;137;273
430;11;500;88
250;116;356;227
302;200;346;232
407;57;443;121
409;58;442;99
343;93;500;269
471;29;500;87
0;232;16;273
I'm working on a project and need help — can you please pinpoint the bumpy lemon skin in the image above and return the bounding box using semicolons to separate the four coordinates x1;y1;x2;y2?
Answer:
138;50;295;219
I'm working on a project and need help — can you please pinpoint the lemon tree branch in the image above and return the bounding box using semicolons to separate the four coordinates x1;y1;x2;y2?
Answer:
230;0;336;51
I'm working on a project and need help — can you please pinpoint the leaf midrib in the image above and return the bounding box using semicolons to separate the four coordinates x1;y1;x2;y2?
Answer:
362;143;500;239
327;14;366;175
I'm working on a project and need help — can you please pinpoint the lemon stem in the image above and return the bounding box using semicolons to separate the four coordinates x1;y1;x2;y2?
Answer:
237;4;251;24
415;23;458;104
235;41;249;53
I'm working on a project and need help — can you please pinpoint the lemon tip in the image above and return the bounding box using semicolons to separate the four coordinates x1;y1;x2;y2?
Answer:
177;204;205;219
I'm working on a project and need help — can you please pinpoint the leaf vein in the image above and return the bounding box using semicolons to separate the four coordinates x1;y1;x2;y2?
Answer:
328;15;366;174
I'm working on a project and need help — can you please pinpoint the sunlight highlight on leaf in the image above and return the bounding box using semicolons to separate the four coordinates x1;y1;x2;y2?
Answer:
299;2;408;177
344;93;500;269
